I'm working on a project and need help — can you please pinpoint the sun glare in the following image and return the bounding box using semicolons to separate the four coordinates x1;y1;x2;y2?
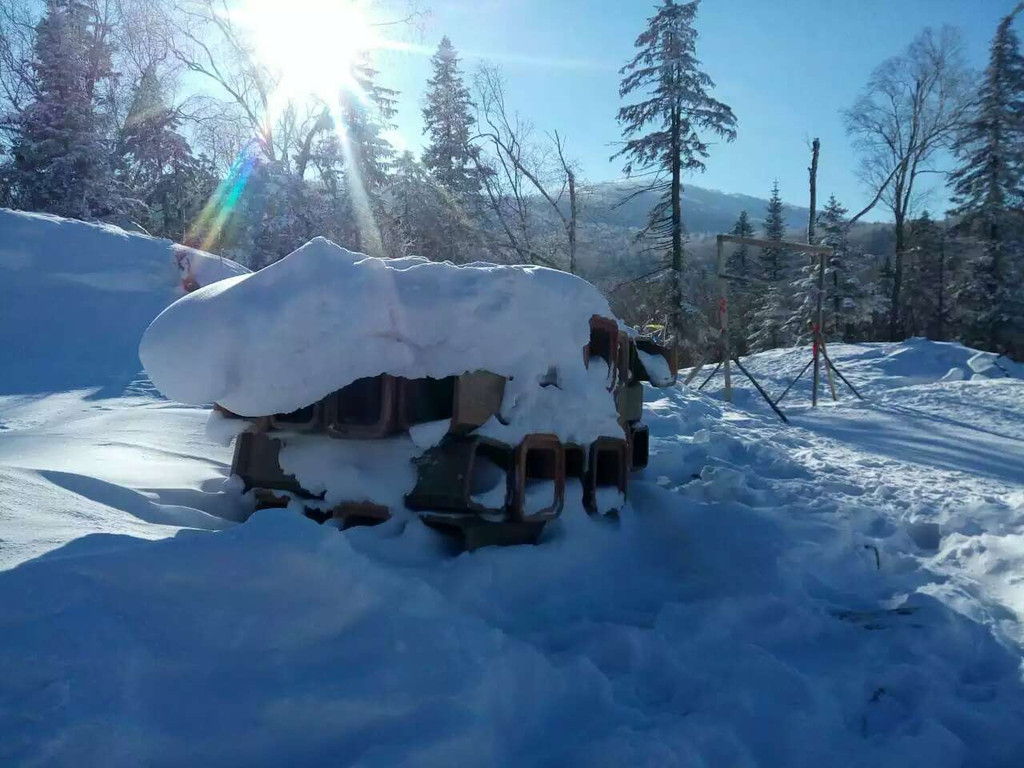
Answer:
235;0;379;108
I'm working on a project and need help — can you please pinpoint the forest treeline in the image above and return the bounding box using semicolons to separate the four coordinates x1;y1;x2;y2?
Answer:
1;0;1021;357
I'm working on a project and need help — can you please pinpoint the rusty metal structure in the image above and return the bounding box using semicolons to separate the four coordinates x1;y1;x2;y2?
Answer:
224;316;677;549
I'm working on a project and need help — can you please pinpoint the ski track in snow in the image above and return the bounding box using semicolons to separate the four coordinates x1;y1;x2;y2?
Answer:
1;341;1024;766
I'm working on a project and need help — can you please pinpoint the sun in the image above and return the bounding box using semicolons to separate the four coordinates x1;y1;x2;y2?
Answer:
234;0;379;106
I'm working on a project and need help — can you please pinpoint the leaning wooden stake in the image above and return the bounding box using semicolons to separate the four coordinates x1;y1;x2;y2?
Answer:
822;351;865;400
777;357;814;404
731;356;788;424
698;361;722;391
684;359;706;386
820;332;838;401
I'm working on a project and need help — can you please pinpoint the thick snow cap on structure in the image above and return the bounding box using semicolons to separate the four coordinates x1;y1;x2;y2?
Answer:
141;237;615;420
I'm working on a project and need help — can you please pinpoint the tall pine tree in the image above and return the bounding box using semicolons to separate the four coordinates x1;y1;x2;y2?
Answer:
903;211;946;338
422;37;478;198
817;195;875;340
338;52;398;255
726;210;755;352
749;181;789;350
116;68;215;239
948;7;1024;353
614;0;736;347
7;0;118;219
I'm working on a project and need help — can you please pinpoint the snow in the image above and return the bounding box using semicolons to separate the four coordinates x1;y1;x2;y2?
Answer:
4;214;1024;765
5;337;1024;765
2;342;1024;765
0;207;247;397
278;433;421;511
637;348;673;386
475;358;625;446
140;237;613;423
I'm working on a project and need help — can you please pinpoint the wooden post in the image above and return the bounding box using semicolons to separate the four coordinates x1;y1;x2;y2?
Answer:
820;334;838;401
807;138;820;244
812;248;827;406
683;359;705;386
809;138;823;407
717;236;732;403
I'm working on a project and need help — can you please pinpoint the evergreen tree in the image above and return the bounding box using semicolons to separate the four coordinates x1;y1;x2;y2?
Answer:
6;0;118;219
948;7;1024;353
614;0;736;347
817;195;875;340
338;53;398;254
342;54;397;194
726;210;754;352
749;181;790;350
904;211;949;338
421;37;478;198
116;68;215;239
727;209;754;273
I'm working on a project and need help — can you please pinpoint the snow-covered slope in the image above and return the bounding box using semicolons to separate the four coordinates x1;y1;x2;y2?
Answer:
2;340;1023;766
2;214;1024;766
0;208;247;396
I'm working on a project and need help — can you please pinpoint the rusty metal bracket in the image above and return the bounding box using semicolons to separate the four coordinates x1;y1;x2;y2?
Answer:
324;375;398;439
627;423;649;470
585;437;629;515
269;401;324;432
584;315;620;391
405;435;513;517
231;431;306;495
510;434;565;522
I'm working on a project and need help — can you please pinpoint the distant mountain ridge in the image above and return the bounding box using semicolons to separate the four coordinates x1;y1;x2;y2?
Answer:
580;180;810;236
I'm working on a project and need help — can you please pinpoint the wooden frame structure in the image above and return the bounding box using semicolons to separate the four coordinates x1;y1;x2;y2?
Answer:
685;234;862;421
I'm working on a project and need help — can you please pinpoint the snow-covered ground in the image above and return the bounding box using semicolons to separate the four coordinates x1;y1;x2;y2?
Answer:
2;211;1024;766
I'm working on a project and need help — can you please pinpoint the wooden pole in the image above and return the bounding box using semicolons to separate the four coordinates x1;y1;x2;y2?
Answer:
698;361;722;391
777;357;814;404
683;359;706;386
717;236;732;403
821;332;838;401
731;356;788;424
808;138;820;244
809;138;823;408
822;350;865;400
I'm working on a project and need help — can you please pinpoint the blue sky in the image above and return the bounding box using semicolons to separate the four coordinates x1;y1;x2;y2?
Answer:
378;0;1018;221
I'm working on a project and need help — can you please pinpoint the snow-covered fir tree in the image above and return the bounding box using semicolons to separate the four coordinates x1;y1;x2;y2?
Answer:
903;211;950;339
421;37;478;198
116;68;215;239
337;53;398;255
614;0;736;349
6;0;119;220
726;210;755;353
749;181;790;350
948;7;1024;354
818;195;876;340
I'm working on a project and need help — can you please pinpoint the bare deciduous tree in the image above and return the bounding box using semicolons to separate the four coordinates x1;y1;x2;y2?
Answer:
471;64;581;273
844;26;972;340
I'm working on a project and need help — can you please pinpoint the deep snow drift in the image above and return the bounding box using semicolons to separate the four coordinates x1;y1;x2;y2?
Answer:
3;213;1024;766
0;208;247;396
3;339;1024;767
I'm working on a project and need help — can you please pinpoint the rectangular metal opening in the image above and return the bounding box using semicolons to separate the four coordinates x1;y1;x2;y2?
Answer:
594;447;624;488
399;376;456;428
630;424;650;470
331;376;388;426
273;404;317;425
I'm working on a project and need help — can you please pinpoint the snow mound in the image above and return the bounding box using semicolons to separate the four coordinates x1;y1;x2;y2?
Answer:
968;351;1024;379
0;208;247;395
140;237;613;418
